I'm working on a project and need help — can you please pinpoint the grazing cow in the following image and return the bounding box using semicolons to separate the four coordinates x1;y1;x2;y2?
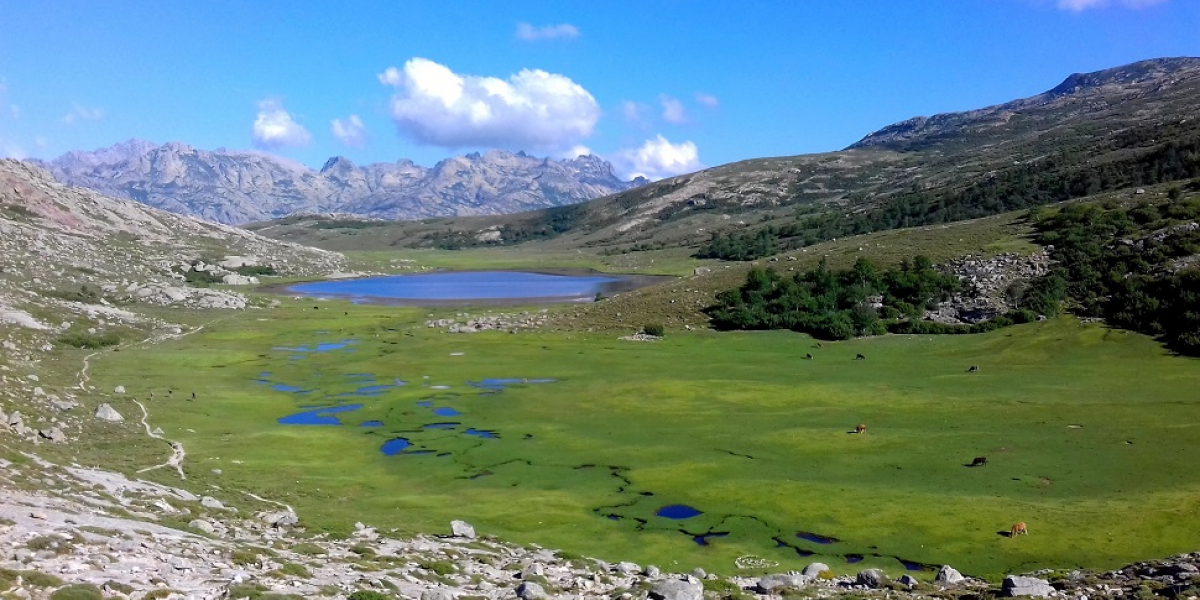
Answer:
968;365;980;372
855;353;866;360
804;354;813;360
814;343;823;349
854;424;867;434
191;391;196;401
1010;522;1028;537
969;456;988;467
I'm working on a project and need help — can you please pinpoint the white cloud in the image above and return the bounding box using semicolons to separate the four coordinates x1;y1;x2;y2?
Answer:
60;104;104;125
331;114;367;147
251;99;311;149
660;95;688;124
613;135;702;180
621;101;646;125
378;57;601;151
695;92;719;109
1057;0;1167;10
515;22;580;41
563;144;592;159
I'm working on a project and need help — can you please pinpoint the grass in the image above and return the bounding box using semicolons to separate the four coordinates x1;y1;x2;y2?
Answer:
72;290;1200;580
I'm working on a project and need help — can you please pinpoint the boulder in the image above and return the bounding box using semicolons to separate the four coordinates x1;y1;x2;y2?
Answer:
1002;575;1055;597
38;427;65;443
521;563;545;579
644;565;661;578
936;565;966;584
898;574;919;588
94;403;124;422
615;561;641;576
258;510;297;528
802;562;831;578
201;496;226;510
114;385;125;394
450;519;476;539
516;581;547;600
856;569;889;588
189;519;216;535
755;573;809;593
648;578;703;600
420;591;456;600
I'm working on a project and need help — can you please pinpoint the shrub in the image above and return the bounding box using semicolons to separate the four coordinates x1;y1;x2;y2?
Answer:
20;570;64;587
49;584;103;600
56;331;120;349
289;542;326;556
230;548;260;567
271;562;310;578
347;591;391;600
236;265;278;276
103;580;134;595
642;323;665;337
418;560;456;576
143;589;182;600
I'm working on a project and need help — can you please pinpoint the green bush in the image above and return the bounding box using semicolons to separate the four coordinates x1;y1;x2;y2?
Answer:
57;331;120;349
143;590;182;600
347;591;391;600
49;584;103;600
417;559;456;576
642;323;665;337
236;265;278;276
271;562;311;578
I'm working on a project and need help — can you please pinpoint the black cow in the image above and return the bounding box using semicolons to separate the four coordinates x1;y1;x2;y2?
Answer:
967;456;988;467
804;354;813;360
968;365;980;372
855;353;866;360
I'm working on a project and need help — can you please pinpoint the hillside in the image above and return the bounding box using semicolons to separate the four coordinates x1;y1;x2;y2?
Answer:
0;158;348;377
37;142;647;225
256;57;1200;256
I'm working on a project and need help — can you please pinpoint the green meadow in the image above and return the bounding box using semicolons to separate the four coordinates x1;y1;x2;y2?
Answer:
78;296;1200;580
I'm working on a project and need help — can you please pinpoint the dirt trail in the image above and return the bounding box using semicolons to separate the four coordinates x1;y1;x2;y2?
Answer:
133;399;186;480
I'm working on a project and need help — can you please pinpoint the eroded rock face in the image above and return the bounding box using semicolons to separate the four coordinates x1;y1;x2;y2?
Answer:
1002;575;1056;597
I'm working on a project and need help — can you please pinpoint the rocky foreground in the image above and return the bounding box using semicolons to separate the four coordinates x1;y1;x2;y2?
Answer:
2;442;1200;600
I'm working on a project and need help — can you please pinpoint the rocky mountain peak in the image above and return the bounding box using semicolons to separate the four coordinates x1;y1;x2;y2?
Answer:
39;142;646;225
849;56;1200;150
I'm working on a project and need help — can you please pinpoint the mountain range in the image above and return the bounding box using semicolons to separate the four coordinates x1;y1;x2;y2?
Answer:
36;142;647;225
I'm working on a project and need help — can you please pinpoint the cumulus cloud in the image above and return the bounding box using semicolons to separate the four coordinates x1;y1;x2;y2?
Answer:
695;92;719;109
621;101;647;125
562;144;593;159
1057;0;1167;10
613;135;701;180
377;57;601;151
331;114;367;147
660;95;688;124
515;22;580;41
251;99;311;149
60;104;104;125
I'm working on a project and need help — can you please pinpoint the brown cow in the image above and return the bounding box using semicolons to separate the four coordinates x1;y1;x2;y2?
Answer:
854;424;867;434
1010;522;1028;537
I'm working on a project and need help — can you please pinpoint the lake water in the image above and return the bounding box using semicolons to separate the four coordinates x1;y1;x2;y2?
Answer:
287;271;624;303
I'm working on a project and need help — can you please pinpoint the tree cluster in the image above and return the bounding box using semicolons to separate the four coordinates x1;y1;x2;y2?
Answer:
707;256;960;339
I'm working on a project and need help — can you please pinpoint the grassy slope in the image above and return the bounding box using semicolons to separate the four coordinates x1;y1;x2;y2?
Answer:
69;290;1200;580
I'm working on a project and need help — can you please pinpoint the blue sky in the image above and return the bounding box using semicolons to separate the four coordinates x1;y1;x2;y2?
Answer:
1;0;1197;179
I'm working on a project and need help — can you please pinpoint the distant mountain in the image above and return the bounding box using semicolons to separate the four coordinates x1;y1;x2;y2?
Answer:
36;142;647;225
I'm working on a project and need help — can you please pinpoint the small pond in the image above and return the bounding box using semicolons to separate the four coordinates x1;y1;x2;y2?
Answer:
282;271;669;305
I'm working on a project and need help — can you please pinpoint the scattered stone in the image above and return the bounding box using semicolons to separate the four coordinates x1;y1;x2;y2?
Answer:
201;496;226;510
94;403;124;422
188;519;216;535
856;568;889;588
450;519;476;539
898;574;919;588
1002;575;1056;597
114;385;125;394
937;565;966;584
802;562;831;578
648;578;703;600
755;573;809;593
516;581;547;600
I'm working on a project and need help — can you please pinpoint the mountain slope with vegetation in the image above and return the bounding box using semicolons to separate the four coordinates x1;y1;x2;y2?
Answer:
257;57;1200;261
